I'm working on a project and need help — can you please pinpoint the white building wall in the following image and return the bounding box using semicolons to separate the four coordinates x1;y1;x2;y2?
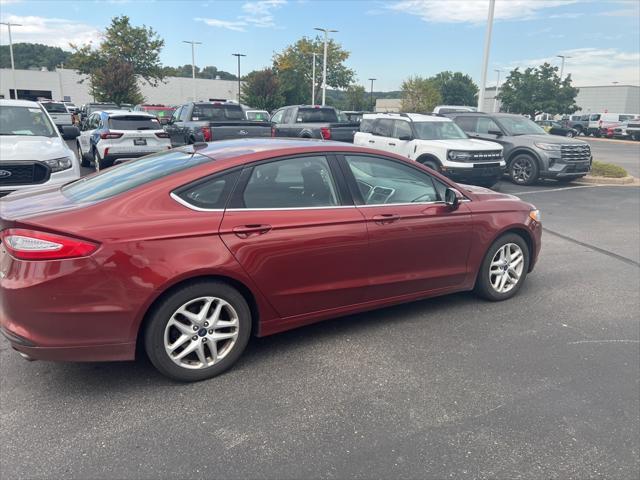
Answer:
0;68;241;105
574;85;639;114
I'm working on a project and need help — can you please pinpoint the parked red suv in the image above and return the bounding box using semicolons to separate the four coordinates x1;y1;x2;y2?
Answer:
0;139;541;381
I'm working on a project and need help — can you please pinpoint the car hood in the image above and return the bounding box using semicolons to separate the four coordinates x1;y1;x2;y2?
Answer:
509;134;586;145
0;135;70;162
421;138;502;151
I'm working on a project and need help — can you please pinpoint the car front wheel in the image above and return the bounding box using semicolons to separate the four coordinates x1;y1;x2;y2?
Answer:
144;281;251;382
508;154;539;185
475;233;530;301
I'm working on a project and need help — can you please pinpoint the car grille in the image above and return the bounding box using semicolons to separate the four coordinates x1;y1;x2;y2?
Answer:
469;150;503;162
0;163;51;187
560;144;591;163
565;163;591;173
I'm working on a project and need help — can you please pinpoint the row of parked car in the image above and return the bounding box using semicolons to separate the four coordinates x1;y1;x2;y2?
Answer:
0;97;596;198
560;112;640;139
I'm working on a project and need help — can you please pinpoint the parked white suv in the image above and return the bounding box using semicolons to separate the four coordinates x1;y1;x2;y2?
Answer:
355;113;505;187
0;99;80;197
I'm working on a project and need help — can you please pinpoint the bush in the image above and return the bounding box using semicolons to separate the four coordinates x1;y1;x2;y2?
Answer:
590;161;628;178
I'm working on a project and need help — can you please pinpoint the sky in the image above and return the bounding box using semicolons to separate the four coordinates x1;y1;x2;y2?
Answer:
0;0;638;91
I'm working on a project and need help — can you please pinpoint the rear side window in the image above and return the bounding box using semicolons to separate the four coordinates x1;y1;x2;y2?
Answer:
108;116;161;130
62;150;212;203
174;170;240;209
373;119;394;137
295;108;338;123
360;118;374;133
590;114;601;121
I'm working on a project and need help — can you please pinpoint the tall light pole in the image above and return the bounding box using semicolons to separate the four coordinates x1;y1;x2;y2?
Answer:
57;63;64;101
314;27;337;106
232;53;246;103
493;69;501;112
1;21;22;99
368;78;376;112
477;0;495;112
183;40;202;101
557;55;571;80
311;52;317;105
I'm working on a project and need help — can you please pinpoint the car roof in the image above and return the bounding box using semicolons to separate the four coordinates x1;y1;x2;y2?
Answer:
101;110;155;118
0;99;43;108
362;112;451;122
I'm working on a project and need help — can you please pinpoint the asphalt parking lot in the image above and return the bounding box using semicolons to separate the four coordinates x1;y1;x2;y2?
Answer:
2;144;639;479
581;137;640;177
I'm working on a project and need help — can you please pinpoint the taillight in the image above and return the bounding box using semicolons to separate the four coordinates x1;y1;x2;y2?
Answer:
320;127;331;140
201;127;212;142
0;229;98;260
100;131;124;139
155;132;170;138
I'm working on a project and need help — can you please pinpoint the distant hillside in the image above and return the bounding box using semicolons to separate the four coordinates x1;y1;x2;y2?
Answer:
0;43;72;71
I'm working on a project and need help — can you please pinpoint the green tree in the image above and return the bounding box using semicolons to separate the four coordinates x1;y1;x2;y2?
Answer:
241;69;284;111
0;43;72;71
497;63;580;118
400;76;442;113
431;71;478;106
273;36;355;105
69;15;165;103
345;84;367;110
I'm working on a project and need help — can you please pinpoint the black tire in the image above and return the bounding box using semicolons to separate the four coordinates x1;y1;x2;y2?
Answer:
420;158;440;172
566;130;575;137
77;142;90;168
508;154;539;186
594;131;601;138
93;149;113;171
475;233;530;301
144;281;252;382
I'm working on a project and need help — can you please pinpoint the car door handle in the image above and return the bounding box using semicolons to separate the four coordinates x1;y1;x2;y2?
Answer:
232;224;272;238
368;140;375;144
388;142;396;146
372;214;400;224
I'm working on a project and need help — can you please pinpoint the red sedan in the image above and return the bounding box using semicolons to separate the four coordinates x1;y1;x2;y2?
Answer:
0;139;541;381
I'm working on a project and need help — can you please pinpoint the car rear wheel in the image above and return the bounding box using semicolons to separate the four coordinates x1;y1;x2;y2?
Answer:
508;154;539;185
419;158;441;172
144;281;251;382
77;142;90;168
566;130;575;137
475;233;530;301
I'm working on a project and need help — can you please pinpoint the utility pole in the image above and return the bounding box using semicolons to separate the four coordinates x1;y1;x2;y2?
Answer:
557;55;571;80
368;78;376;112
57;63;64;100
493;69;501;112
1;21;22;99
232;53;246;103
183;40;202;101
311;52;316;105
314;27;338;106
477;0;495;112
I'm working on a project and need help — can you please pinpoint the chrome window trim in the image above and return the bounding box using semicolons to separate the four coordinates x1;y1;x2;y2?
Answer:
226;205;356;211
170;192;225;212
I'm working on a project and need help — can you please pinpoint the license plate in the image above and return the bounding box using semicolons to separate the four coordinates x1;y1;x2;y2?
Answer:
134;138;147;146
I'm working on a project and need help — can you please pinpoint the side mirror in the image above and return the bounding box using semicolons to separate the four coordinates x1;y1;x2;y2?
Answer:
444;187;460;209
398;134;413;141
61;125;80;140
488;129;503;137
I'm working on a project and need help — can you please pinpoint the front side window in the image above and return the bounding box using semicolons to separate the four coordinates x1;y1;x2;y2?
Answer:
62;150;212;203
242;156;339;208
171;107;182;123
0;105;57;137
413;121;468;140
345;155;442;205
270;110;284;124
475;117;502;135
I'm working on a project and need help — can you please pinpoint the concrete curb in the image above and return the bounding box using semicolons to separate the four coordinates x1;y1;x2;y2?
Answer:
579;175;637;185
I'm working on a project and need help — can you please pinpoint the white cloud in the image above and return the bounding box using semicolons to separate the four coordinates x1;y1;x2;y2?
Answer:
500;48;640;86
0;0;23;5
194;17;248;32
196;0;286;31
0;14;100;49
389;0;579;24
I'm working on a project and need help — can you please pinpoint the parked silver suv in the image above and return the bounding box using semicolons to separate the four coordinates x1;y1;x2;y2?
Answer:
446;112;592;185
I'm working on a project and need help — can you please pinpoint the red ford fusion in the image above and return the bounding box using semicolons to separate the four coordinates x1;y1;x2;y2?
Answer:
0;139;541;381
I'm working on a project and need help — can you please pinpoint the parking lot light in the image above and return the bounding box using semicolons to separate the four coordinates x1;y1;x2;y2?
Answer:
183;40;202;101
368;78;376;112
314;27;338;106
1;21;22;99
232;53;246;103
477;0;495;112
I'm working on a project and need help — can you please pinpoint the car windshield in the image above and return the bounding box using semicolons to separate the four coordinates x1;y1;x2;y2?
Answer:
412;121;468;140
296;108;338;123
61;150;212;203
108;116;161;130
42;102;68;113
246;111;270;121
497;116;547;136
0;105;57;137
192;104;244;121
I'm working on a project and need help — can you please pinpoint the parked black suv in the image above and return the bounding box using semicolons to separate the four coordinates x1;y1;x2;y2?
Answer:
445;112;592;185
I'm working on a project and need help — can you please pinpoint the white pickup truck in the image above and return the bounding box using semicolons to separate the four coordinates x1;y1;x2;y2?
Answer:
354;113;505;187
40;101;73;128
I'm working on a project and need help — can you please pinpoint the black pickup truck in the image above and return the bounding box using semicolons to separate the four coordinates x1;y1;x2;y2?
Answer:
164;102;272;146
271;105;359;143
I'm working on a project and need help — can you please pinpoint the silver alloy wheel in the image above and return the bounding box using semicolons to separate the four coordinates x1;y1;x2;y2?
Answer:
489;243;524;294
511;158;533;183
163;296;239;370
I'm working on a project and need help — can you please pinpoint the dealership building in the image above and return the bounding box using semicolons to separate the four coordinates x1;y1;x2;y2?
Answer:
375;84;640;115
0;67;241;104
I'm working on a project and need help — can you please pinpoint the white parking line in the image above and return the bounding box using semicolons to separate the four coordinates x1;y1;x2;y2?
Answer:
512;185;599;195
